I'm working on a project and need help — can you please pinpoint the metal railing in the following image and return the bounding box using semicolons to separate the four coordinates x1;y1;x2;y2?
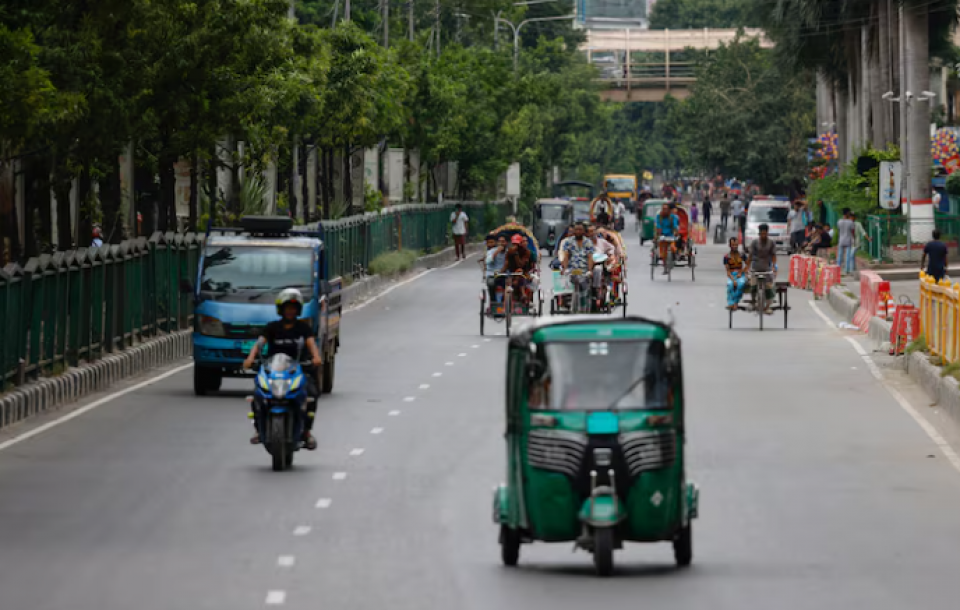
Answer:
866;212;960;263
920;272;960;363
1;201;510;391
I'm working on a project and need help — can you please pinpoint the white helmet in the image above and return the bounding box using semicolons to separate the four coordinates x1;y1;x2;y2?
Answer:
275;288;304;316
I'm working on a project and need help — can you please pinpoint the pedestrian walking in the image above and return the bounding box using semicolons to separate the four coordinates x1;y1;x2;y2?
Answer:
702;197;713;231
836;208;856;275
730;196;745;238
450;204;469;260
691;202;699;225
922;229;949;282
719;197;731;230
787;200;808;253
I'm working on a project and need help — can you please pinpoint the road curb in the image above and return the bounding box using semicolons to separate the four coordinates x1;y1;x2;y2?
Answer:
0;243;477;432
826;283;960;429
0;331;191;431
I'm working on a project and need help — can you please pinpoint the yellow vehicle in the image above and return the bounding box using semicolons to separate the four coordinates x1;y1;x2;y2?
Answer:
603;174;638;212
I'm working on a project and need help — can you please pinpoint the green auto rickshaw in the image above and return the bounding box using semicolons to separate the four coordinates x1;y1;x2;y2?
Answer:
493;315;699;576
639;199;671;245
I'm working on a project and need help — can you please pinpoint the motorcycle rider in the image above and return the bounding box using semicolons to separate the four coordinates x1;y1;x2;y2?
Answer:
243;288;323;450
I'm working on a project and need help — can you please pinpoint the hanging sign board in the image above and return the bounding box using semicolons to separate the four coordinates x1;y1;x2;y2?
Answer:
878;161;902;210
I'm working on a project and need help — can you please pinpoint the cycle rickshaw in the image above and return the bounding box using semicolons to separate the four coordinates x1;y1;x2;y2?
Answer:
480;223;543;336
728;271;791;330
650;205;696;282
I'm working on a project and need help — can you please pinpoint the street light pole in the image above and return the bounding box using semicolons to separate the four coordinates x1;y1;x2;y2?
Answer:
495;14;575;72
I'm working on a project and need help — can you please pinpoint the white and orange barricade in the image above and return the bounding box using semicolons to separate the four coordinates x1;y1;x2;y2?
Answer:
889;298;921;356
852;271;891;332
815;264;841;299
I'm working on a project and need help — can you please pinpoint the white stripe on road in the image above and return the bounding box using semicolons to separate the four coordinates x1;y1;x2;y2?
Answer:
0;363;194;453
277;556;296;568
316;498;332;509
809;301;960;476
371;427;384;434
403;396;416;402
432;372;442;377
388;411;400;416
265;590;286;605
293;526;312;536
418;384;430;389
332;472;347;480
349;448;365;456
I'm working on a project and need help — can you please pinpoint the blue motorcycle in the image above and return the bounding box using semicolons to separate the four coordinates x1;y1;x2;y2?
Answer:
248;353;313;471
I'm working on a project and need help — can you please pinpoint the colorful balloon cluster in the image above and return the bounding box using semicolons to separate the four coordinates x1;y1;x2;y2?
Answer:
932;128;958;162
815;132;839;160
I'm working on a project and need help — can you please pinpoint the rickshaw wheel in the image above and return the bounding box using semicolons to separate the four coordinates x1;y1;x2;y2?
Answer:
690;252;696;281
505;291;513;336
479;297;486;336
593;528;615;577
500;525;521;567
674;524;693;567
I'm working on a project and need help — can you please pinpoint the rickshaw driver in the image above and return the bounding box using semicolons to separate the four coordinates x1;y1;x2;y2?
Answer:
745;223;778;315
485;235;509;303
560;222;596;295
505;234;536;303
655;204;680;274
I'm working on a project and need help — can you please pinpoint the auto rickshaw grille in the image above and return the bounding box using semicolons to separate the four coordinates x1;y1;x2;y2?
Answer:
620;431;676;477
527;429;588;478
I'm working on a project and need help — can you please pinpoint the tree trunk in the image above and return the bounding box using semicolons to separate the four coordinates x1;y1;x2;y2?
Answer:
188;153;199;232
99;164;122;243
878;0;893;146
896;4;905;157
904;4;931;203
158;151;176;233
836;86;849;165
861;24;872;149
77;165;93;247
301;142;310;223
343;145;352;215
51;155;73;250
22;159;39;258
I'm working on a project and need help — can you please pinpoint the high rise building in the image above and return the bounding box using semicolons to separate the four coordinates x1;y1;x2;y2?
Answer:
576;0;651;29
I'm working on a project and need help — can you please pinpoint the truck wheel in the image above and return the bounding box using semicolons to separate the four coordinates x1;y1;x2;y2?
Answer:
322;356;335;394
193;367;221;396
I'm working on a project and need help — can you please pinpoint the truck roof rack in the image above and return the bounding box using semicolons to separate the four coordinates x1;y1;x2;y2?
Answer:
206;216;323;239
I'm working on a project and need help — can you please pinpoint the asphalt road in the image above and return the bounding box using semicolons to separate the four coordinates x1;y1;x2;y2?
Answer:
3;225;960;609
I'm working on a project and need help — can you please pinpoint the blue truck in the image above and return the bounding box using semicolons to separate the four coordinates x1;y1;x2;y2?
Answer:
181;216;342;396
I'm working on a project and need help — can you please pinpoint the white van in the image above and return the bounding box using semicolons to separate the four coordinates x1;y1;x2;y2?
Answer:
744;199;792;251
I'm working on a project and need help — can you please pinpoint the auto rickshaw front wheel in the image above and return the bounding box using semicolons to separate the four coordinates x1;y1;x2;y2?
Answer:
593;527;615;576
673;523;693;567
500;525;521;567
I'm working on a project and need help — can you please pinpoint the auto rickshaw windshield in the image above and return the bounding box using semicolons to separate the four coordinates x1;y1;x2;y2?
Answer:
538;204;567;221
529;340;670;411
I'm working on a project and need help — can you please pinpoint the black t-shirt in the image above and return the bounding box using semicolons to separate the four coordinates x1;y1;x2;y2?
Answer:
264;320;312;359
924;240;948;275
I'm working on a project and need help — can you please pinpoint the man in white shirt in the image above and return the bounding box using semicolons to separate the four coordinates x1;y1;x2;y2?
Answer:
450;204;469;260
730;197;745;236
613;200;627;231
587;225;617;296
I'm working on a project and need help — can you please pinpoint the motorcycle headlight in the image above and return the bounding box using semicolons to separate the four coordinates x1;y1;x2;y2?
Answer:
270;378;291;399
290;374;303;391
258;373;269;391
199;315;226;337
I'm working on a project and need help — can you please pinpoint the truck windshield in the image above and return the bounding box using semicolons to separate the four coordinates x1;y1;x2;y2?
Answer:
605;178;634;193
529;340;670;411
200;246;313;303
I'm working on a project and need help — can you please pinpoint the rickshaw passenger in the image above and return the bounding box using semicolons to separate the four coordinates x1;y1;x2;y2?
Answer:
505;234;535;302
561;222;595;292
485;235;508;302
655;205;680;274
724;237;747;310
587;225;616;293
479;234;496;271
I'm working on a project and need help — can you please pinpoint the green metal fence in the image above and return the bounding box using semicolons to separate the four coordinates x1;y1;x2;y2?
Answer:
1;201;509;391
865;212;960;263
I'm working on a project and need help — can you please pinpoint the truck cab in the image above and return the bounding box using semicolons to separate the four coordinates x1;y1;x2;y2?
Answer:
182;216;342;396
603;174;638;212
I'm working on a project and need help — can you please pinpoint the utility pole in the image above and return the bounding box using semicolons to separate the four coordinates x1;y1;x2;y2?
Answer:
496;14;575;72
435;0;441;57
409;0;414;41
383;0;389;47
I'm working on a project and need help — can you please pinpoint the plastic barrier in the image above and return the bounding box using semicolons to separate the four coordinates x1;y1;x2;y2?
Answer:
889;299;920;356
691;224;707;245
920;272;960;363
815;264;841;299
789;255;805;288
852;271;891;332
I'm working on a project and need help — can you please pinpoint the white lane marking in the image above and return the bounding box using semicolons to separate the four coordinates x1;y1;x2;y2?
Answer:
278;556;296;568
471;344;480;348
316;498;332;509
445;361;454;366
347;269;435;312
458;353;467;357
388;410;400;416
266;590;287;605
371;427;384;434
808;300;837;328
483;338;492;342
349;448;365;456
0;363;194;453
418;384;430;389
432;372;442;377
332;472;347;480
293;526;312;536
403;396;416;402
844;337;960;474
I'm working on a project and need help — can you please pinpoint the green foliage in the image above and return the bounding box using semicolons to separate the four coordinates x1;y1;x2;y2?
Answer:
947;173;960;197
671;35;815;192
649;0;758;29
906;334;928;355
807;145;901;219
368;249;419;276
364;182;384;212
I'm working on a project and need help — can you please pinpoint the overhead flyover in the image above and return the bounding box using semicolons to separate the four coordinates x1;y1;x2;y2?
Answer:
581;28;774;102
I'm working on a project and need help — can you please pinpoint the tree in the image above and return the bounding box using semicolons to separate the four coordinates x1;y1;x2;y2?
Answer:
649;0;758;29
673;35;815;192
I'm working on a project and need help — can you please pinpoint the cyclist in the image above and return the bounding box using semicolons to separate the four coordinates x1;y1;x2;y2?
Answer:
561;222;595;302
745;223;777;314
243;289;323;449
654;204;680;274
